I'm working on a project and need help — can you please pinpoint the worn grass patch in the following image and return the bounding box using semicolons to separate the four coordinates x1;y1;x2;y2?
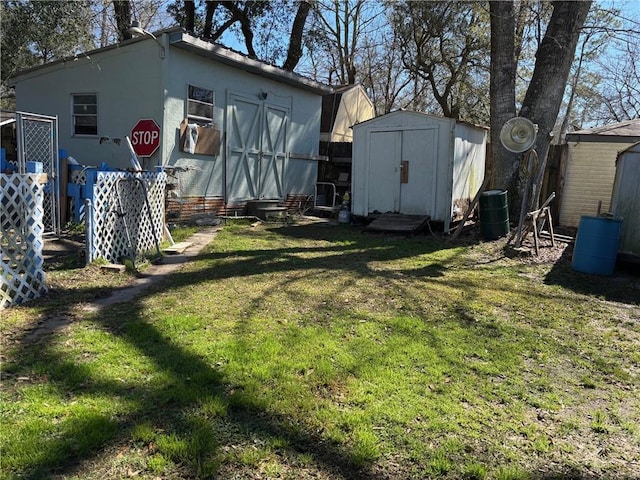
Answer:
1;222;639;479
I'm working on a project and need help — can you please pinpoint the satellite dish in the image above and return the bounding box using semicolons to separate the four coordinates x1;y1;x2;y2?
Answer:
499;117;537;153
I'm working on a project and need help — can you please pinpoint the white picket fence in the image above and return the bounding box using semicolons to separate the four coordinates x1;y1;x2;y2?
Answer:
85;171;166;265
1;173;47;309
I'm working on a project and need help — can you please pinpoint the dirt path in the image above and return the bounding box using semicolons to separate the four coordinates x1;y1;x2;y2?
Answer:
82;227;220;311
18;228;220;342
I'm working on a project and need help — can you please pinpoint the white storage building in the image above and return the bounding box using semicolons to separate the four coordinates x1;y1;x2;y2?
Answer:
351;111;487;231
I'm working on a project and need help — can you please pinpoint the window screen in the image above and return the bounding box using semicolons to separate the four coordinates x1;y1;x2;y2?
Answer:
187;85;214;125
72;93;97;136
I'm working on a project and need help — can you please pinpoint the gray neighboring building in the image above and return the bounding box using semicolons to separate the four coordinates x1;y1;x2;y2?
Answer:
610;141;640;260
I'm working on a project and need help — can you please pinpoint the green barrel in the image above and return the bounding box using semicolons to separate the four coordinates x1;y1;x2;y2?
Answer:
479;190;510;239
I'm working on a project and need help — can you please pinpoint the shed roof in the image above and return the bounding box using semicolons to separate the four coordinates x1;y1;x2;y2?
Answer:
566;118;640;142
9;27;333;96
352;109;488;131
168;31;333;95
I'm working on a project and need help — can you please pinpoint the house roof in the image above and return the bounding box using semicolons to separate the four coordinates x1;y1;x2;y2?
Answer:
168;31;333;95
9;27;333;96
566;118;640;141
617;141;640;160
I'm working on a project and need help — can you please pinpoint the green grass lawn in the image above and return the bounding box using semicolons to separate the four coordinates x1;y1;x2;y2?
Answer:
1;221;639;479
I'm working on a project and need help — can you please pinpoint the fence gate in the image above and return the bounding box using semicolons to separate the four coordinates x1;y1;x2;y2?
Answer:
16;111;60;236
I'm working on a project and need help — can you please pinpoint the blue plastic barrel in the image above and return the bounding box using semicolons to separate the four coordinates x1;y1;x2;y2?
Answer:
572;216;622;276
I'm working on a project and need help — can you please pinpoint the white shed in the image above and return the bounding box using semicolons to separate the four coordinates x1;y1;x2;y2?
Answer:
610;141;640;260
351;111;487;231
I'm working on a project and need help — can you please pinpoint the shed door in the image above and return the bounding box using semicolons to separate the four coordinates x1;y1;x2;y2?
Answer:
227;95;288;202
367;128;436;215
368;131;401;213
259;105;288;199
400;128;436;215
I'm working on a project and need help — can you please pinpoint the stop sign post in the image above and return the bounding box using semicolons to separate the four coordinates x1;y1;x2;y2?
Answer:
130;119;161;157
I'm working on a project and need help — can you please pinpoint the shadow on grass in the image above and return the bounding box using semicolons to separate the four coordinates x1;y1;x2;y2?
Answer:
8;225;454;479
8;299;384;479
544;245;640;306
4;224;638;479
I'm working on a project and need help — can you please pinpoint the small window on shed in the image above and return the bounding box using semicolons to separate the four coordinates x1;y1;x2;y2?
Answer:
187;85;214;125
72;93;98;136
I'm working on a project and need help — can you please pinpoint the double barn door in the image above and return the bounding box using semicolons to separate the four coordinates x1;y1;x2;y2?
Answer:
226;94;289;203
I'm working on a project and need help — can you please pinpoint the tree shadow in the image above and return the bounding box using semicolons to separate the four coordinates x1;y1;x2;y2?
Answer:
9;227;458;479
4;225;638;479
8;297;387;479
544;245;640;306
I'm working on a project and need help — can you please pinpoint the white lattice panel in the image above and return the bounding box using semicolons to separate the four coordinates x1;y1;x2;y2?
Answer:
87;171;166;264
1;174;47;309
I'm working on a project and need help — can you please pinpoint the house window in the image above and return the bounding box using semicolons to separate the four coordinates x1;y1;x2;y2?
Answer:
187;85;214;125
72;93;97;136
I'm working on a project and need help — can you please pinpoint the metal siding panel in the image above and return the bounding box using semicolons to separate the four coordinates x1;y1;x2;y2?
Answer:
452;135;485;204
611;150;640;256
351;125;367;216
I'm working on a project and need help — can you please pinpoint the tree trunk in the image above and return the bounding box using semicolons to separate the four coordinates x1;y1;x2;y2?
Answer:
520;0;592;211
113;0;132;41
221;1;256;58
489;1;518;201
185;0;196;34
203;1;221;39
283;1;312;71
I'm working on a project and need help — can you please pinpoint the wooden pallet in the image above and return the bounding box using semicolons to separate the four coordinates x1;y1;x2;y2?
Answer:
365;214;431;234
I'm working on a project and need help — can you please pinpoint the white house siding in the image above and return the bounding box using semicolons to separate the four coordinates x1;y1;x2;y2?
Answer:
13;40;165;168
559;141;637;227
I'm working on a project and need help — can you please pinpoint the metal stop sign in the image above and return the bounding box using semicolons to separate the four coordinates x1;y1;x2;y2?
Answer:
130;119;161;157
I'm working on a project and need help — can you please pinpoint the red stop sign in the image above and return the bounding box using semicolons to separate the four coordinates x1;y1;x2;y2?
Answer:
130;119;161;157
